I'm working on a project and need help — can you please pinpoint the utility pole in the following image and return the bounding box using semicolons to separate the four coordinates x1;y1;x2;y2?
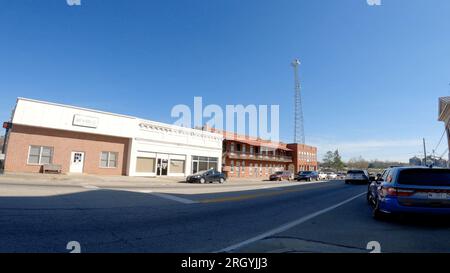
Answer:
291;59;305;144
423;138;427;166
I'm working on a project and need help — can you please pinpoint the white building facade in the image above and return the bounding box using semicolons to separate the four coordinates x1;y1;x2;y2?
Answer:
3;98;223;177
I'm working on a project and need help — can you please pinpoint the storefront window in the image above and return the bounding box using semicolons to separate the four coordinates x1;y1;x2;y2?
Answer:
170;159;185;174
136;157;155;173
192;156;219;174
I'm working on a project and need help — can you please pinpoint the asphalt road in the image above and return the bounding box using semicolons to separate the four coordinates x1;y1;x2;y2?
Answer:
1;180;450;253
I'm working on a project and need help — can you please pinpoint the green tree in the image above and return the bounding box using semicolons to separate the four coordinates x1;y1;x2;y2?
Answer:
322;151;335;169
332;150;345;171
321;150;345;171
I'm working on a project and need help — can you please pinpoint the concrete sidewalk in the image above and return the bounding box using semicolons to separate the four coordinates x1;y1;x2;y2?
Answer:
0;173;312;193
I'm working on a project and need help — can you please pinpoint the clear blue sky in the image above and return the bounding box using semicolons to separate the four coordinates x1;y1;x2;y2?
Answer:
1;0;449;162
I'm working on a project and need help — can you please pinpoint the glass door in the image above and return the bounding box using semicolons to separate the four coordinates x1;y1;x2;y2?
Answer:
157;159;169;176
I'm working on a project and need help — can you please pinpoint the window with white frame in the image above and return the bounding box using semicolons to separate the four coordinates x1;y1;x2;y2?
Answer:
101;152;118;168
28;146;53;165
230;160;234;173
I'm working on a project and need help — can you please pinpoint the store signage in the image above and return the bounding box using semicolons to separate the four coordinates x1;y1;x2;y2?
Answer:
72;114;99;129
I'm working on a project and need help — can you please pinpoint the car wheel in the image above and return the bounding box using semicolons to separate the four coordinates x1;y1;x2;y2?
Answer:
200;178;206;184
372;199;387;220
219;178;225;184
367;192;376;208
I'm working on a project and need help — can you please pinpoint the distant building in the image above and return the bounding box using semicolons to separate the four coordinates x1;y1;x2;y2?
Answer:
409;156;422;166
409;155;448;168
427;155;448;168
202;126;318;178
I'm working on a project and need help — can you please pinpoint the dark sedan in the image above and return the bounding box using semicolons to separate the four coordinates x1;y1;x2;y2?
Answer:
186;169;226;184
296;171;319;182
269;171;293;181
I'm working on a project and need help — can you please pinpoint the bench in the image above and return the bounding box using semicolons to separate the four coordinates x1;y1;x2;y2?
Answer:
43;164;62;174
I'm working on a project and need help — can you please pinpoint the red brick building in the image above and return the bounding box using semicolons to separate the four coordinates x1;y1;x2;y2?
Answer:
205;128;318;178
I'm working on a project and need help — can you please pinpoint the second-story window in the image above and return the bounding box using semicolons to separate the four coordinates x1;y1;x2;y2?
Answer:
250;145;254;154
230;142;235;152
242;144;246;153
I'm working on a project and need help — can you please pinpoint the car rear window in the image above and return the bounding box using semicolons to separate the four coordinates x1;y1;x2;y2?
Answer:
301;171;312;174
398;169;450;186
347;170;364;174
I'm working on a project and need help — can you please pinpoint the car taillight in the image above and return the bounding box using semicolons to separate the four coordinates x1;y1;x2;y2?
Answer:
396;189;416;197
382;187;415;197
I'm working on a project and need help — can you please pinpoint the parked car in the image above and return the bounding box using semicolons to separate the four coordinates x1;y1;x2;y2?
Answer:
345;170;370;184
186;169;226;184
297;171;319;182
337;172;346;180
326;172;337;180
318;172;328;180
367;167;450;219
270;171;293;181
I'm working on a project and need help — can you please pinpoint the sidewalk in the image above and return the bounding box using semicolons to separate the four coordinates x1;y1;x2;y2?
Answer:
0;172;280;188
0;172;333;196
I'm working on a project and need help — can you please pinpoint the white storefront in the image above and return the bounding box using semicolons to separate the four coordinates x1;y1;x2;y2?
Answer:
129;120;223;177
6;98;223;177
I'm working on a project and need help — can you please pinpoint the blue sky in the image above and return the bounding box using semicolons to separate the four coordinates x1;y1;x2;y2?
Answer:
1;0;449;162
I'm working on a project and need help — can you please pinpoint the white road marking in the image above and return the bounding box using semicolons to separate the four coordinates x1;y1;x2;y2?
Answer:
82;185;99;190
215;192;366;253
149;192;198;204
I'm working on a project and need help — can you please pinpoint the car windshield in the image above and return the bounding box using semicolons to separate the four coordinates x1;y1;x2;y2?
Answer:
398;169;450;186
275;171;284;175
301;171;312;175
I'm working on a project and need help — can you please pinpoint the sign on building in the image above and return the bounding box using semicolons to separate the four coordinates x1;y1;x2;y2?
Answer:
72;114;99;129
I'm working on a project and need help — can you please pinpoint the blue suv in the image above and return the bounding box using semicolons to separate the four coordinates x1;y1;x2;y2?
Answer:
367;167;450;219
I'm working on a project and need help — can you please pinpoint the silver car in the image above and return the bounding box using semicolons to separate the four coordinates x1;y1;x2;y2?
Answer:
345;169;369;184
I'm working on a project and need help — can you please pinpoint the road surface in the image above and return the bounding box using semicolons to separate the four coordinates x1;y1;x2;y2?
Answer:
1;180;450;253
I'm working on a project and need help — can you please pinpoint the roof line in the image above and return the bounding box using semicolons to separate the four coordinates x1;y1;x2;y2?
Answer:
17;97;137;119
15;97;223;138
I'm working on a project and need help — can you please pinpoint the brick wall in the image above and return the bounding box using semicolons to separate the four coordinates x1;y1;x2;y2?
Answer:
4;125;130;175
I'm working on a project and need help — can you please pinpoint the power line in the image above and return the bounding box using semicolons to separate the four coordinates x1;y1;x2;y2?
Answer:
433;129;446;153
439;148;449;159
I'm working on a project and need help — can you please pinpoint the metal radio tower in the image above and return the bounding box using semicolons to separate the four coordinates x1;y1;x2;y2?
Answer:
291;59;305;144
